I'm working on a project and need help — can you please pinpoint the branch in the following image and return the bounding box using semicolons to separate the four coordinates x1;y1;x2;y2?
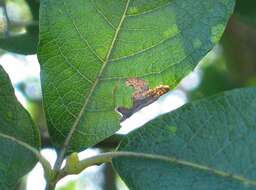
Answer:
2;0;11;37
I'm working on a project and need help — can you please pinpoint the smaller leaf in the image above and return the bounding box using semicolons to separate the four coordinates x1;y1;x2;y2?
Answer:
0;0;39;55
113;88;256;190
0;26;39;55
0;66;40;190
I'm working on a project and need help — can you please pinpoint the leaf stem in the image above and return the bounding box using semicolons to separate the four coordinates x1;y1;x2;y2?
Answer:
45;182;57;190
58;151;179;179
58;151;256;186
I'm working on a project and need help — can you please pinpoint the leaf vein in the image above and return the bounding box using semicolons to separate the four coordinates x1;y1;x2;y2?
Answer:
54;0;131;170
127;1;173;17
62;1;104;64
58;46;94;84
91;0;116;30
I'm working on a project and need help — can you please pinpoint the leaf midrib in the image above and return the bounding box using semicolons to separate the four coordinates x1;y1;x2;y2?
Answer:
113;151;256;186
0;132;40;157
58;0;131;160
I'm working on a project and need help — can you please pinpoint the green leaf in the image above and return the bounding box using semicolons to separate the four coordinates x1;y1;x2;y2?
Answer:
0;0;39;55
0;26;39;55
0;66;40;190
38;0;235;153
113;88;256;190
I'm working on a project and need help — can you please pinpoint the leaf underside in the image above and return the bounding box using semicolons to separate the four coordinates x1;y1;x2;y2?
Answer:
38;0;235;153
113;88;256;190
0;66;40;190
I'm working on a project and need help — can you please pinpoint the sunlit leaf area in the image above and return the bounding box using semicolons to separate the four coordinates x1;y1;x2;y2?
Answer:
0;0;256;190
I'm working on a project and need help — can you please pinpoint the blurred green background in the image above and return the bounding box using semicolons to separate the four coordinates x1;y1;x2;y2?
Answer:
0;0;256;189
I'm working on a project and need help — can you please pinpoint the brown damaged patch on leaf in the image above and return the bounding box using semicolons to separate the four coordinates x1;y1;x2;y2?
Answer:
125;77;149;101
117;77;170;121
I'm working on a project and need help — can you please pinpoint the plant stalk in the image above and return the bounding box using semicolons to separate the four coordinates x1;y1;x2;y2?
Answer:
45;182;57;190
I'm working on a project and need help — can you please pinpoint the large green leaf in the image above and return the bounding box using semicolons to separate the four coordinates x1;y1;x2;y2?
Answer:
38;0;235;153
113;88;256;190
0;66;40;190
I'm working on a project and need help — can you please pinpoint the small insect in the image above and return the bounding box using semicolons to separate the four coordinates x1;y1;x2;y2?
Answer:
117;77;170;121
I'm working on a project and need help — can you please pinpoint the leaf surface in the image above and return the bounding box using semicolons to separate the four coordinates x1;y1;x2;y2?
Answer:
0;66;40;190
113;88;256;190
38;0;235;152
